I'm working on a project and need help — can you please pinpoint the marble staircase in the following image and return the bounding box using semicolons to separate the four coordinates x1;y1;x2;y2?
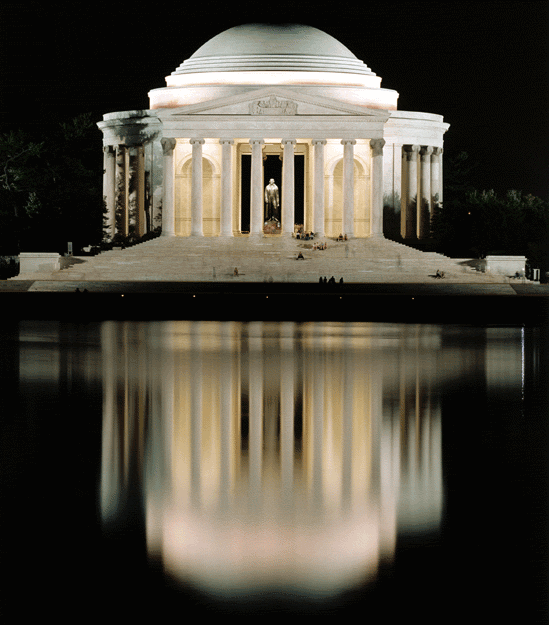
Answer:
13;235;508;284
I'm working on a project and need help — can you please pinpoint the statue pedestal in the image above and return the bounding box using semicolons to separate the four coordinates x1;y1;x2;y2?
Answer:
263;220;281;235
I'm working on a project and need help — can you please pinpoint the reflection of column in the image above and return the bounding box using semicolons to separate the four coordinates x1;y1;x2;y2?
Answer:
342;139;356;237
342;349;354;511
280;346;294;502
250;139;264;235
312;351;324;511
100;322;118;523
419;146;433;239
281;139;296;234
249;335;263;509
161;138;176;237
312;139;326;236
190;328;202;507
402;145;420;239
103;146;115;240
370;139;386;238
190;138;205;237
219;323;234;512
219;139;234;236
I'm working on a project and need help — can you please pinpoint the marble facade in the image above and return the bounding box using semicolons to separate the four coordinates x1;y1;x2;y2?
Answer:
98;24;449;241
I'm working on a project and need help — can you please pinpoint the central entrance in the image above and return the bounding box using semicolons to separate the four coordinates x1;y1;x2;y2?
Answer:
239;143;305;234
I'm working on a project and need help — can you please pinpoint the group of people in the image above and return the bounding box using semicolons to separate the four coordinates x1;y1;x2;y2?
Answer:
337;233;349;242
295;230;314;240
319;276;344;285
313;241;327;250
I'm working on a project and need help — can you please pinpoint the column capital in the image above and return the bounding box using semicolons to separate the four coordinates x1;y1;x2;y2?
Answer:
341;139;357;145
190;138;205;145
312;139;327;146
281;138;296;146
404;144;420;160
103;145;115;155
420;146;434;159
432;147;443;156
161;138;177;154
249;138;264;145
219;138;234;145
370;138;386;156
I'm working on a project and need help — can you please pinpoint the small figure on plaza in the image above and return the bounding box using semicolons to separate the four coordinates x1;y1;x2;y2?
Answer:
264;178;280;223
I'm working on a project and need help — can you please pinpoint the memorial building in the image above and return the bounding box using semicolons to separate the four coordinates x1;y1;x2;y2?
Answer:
98;23;449;242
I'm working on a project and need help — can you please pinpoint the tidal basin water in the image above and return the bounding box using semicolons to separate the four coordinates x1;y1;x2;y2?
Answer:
2;320;548;621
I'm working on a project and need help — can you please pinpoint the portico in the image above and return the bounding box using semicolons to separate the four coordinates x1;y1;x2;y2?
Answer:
98;24;449;244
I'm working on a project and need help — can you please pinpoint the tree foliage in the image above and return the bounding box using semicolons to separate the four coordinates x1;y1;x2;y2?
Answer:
432;152;549;274
0;113;104;254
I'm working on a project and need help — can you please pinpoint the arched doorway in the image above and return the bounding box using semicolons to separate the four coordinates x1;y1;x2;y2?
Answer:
326;158;369;238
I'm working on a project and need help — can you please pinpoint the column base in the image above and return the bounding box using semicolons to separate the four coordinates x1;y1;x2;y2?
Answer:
368;232;385;239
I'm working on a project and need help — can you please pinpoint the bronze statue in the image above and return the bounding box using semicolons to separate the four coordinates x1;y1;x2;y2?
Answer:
264;178;280;222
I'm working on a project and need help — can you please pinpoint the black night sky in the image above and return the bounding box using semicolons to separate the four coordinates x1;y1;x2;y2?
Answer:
1;0;548;198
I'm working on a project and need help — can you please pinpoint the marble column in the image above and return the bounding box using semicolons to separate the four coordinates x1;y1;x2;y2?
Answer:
249;139;264;235
102;146;115;240
128;147;140;238
161;138;176;237
281;139;296;234
402;145;420;239
219;139;234;236
115;145;127;236
419;146;433;239
431;147;443;207
137;146;145;236
342;139;356;237
312;139;326;236
190;138;205;237
370;138;386;237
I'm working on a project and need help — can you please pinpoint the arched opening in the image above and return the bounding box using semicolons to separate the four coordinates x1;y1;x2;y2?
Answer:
326;158;369;238
177;155;220;236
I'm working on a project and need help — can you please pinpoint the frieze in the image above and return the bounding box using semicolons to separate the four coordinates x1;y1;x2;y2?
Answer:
250;95;297;116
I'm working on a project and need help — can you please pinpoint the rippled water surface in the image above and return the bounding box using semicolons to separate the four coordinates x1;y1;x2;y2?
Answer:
2;320;547;621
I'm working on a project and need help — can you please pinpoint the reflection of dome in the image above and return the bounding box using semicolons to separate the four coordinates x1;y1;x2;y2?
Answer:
171;23;376;76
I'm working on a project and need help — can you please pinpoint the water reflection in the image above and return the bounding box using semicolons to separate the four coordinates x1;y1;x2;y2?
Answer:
100;321;449;598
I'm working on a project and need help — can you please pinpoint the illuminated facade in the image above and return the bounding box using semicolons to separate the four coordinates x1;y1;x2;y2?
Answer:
98;24;449;241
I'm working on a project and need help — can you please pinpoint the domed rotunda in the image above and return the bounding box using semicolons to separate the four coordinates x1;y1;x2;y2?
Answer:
98;23;448;241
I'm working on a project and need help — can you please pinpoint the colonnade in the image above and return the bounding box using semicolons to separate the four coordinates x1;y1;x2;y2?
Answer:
401;145;443;239
103;138;443;241
102;143;161;241
160;137;386;238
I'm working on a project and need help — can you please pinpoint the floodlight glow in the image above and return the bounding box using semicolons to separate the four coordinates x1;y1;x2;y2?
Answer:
165;71;382;89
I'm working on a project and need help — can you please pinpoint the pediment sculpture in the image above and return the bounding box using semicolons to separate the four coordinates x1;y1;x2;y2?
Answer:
250;95;298;115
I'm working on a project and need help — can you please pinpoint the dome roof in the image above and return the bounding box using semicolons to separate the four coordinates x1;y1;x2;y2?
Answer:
171;23;376;76
150;23;399;111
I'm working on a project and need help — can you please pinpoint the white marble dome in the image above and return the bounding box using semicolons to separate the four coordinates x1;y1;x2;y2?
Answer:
172;23;376;76
149;23;398;110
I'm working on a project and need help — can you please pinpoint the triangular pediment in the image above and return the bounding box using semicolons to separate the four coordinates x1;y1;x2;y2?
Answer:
160;87;389;118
